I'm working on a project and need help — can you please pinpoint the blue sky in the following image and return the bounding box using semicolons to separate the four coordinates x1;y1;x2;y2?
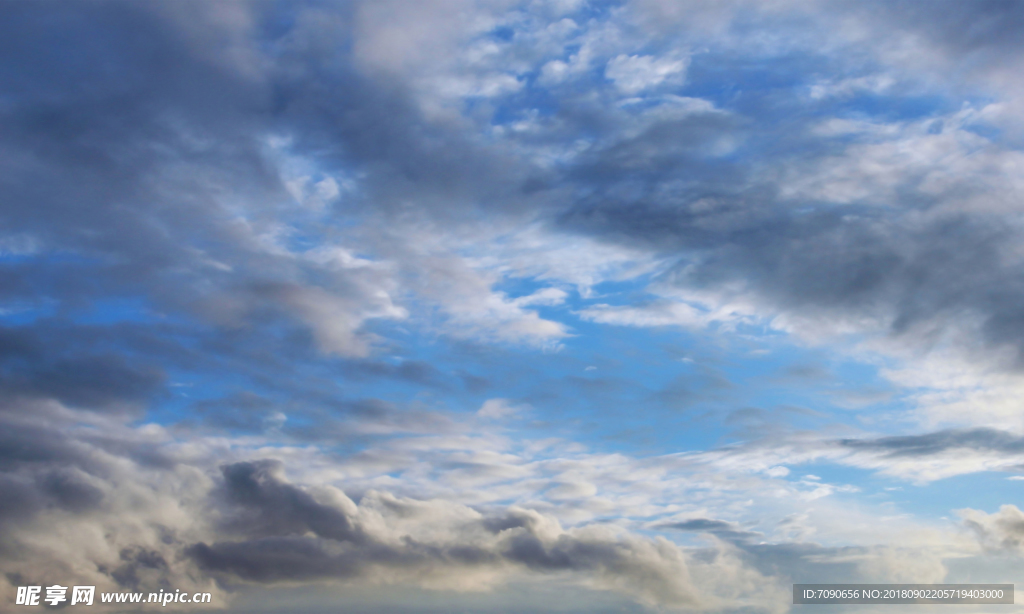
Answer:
3;1;1024;612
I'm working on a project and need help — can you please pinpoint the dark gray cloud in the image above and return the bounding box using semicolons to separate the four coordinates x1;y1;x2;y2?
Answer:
190;457;944;602
0;420;85;470
217;460;364;543
961;505;1024;552
0;325;166;413
656;518;762;543
188;460;705;608
858;0;1024;60
0;0;557;438
728;542;879;585
344;360;449;388
839;428;1024;458
0;1;433;367
531;3;1024;369
188;537;372;583
561;177;1024;357
38;469;105;514
0;475;42;524
108;546;170;591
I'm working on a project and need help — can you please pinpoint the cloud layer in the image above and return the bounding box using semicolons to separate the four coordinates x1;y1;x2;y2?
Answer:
3;0;1024;612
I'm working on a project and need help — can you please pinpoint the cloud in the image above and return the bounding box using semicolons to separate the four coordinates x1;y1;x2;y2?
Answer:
191;470;706;609
960;505;1024;552
12;0;1022;374
693;427;1024;484
655;518;763;544
579;301;708;328
0;381;982;613
0;408;791;612
605;52;689;94
4;0;1024;373
215;461;365;543
477;398;524;420
0;325;166;414
578;299;752;330
4;1;1024;611
838;428;1024;458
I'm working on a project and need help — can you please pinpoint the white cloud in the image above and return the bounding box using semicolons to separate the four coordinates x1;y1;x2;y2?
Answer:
577;290;759;331
605;52;689;94
579;301;710;328
279;284;407;357
512;287;568;307
478;398;525;419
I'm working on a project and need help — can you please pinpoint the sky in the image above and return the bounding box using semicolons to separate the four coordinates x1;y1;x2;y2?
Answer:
3;1;1024;612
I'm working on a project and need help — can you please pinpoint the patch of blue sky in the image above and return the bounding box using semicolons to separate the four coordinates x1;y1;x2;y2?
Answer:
685;52;962;134
684;53;836;109
488;24;515;43
147;366;263;427
715;352;870;419
451;274;901;447
130;265;906;458
367;317;715;448
378;329;831;459
0;250;37;264
3;258;162;327
0;299;57;326
558;0;622;25
0;249;104;266
882;471;1024;521
688;349;897;440
785;461;897;494
955;102;1005;142
133;318;353;429
483;88;561;129
255;1;302;51
835;92;957;124
69;296;161;325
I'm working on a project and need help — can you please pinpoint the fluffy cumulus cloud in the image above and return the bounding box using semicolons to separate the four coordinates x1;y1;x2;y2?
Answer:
961;505;1024;553
189;460;709;608
5;0;1024;612
0;401;957;612
0;400;800;611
